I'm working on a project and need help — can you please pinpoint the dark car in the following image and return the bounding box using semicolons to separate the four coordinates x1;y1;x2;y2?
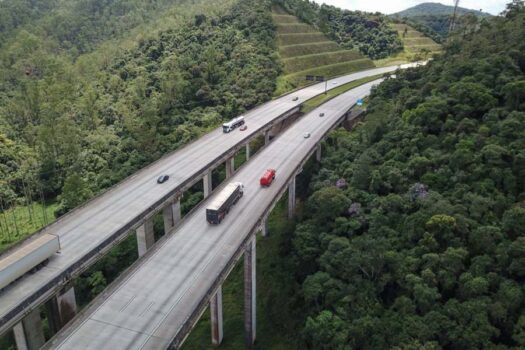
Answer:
319;112;325;117
157;175;169;184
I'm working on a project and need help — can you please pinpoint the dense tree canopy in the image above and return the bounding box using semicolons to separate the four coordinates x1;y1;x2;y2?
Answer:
287;3;525;348
0;0;279;215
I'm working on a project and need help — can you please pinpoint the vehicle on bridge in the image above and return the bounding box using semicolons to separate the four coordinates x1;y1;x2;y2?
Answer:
260;169;276;187
222;116;245;133
0;234;60;290
206;182;244;224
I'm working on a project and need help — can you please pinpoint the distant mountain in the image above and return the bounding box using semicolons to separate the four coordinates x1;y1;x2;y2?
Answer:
391;2;492;18
390;2;491;39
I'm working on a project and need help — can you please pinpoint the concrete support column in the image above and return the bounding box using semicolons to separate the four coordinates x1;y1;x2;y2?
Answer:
244;236;256;346
162;198;182;234
136;219;154;257
316;144;322;162
46;285;78;334
203;171;213;199
162;205;174;234
13;309;45;350
288;176;296;219
246;143;251;161
225;157;235;179
264;130;270;145
172;199;182;227
210;285;224;346
260;216;268;237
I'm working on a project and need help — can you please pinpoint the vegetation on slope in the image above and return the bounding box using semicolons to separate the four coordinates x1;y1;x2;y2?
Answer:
392;2;492;18
274;0;403;59
391;2;492;39
273;6;374;95
0;0;280;250
279;2;525;348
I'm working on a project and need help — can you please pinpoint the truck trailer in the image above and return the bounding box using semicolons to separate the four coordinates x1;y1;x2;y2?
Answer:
206;182;244;224
0;234;60;290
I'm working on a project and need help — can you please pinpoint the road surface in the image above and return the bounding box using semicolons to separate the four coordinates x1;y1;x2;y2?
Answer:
46;80;383;349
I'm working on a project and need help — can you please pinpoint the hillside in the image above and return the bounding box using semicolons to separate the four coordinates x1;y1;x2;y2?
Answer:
392;2;492;18
275;0;403;59
0;0;279;250
273;5;375;94
391;2;492;38
277;3;525;349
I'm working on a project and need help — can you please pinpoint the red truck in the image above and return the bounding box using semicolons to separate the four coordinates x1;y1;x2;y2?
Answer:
260;169;276;187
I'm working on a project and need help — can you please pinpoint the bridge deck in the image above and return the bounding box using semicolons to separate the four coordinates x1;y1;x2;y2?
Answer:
46;81;382;349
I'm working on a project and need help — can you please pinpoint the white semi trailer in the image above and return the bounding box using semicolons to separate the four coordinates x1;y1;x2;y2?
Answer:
0;234;60;290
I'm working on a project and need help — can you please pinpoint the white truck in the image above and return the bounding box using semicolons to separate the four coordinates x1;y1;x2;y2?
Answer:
206;182;244;224
222;116;245;133
0;234;60;290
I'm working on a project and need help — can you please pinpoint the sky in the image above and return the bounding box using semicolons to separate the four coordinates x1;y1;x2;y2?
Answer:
313;0;509;15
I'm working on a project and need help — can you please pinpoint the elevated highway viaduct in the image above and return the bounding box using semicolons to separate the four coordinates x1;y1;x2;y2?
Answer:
1;64;420;349
44;79;385;349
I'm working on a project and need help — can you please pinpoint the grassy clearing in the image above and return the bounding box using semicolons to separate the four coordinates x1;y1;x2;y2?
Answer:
182;199;299;350
272;5;375;96
281;59;375;86
283;50;364;73
0;202;58;253
279;41;340;58
278;32;328;46
272;14;300;24
301;74;384;113
276;23;318;34
377;23;441;66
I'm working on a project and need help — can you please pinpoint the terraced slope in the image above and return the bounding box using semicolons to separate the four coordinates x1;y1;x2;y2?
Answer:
273;7;375;95
374;23;441;67
393;23;442;54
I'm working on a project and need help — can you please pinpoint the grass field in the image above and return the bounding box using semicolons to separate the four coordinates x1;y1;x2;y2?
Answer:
273;6;375;95
375;23;441;66
301;74;384;113
279;41;341;58
278;32;329;46
276;23;318;34
0;202;58;253
283;50;364;73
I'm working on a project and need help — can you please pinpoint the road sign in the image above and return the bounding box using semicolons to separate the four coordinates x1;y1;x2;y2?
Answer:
357;98;364;106
315;76;325;82
305;75;314;81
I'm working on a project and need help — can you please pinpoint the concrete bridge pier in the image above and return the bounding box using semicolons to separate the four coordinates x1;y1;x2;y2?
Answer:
46;285;78;335
225;157;235;179
316;144;322;162
163;198;181;234
244;236;256;346
13;309;45;350
288;176;296;219
203;171;213;198
210;285;224;346
136;219;155;257
260;216;268;237
264;130;270;145
246;143;251;161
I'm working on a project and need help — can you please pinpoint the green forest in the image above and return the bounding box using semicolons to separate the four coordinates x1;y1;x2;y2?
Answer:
0;0;279;231
1;0;525;349
279;2;525;348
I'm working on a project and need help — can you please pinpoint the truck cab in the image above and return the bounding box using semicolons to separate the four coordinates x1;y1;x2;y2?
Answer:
260;169;276;187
